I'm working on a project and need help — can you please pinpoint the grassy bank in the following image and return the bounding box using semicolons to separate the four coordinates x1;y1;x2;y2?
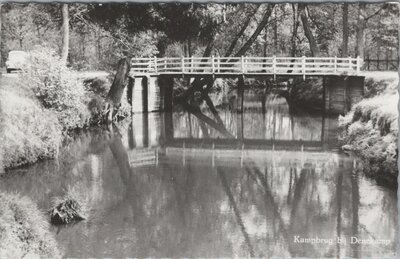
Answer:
339;72;398;182
0;76;62;168
0;47;130;170
0;192;61;258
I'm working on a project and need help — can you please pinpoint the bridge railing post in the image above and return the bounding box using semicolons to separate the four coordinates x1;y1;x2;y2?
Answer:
217;56;220;73
154;56;158;74
181;56;185;74
356;56;361;75
212;55;215;74
241;56;244;74
273;55;276;81
302;56;306;80
191;56;194;73
334;56;337;74
348;56;352;71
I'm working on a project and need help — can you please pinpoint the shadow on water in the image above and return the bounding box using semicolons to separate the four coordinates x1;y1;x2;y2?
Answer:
0;91;397;258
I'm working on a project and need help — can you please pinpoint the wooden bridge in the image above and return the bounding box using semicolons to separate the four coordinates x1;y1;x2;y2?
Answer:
127;56;365;114
130;56;362;79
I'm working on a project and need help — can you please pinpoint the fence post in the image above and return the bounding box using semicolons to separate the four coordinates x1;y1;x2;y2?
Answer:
334;56;337;74
154;56;158;74
191;56;194;73
356;56;361;75
212;55;215;74
241;56;244;74
348;56;352;71
181;56;184;74
217;56;220;73
273;55;276;81
302;56;306;80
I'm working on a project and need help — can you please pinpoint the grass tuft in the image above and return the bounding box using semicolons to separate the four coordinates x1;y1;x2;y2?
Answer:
0;192;62;258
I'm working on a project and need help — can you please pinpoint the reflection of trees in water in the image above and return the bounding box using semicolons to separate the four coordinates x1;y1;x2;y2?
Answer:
2;124;397;257
173;94;324;141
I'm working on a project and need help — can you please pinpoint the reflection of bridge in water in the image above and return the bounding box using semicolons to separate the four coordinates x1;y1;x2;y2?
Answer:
126;107;340;168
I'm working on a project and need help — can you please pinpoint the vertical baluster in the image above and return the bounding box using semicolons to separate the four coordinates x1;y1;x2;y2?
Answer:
348;56;352;71
334;56;337;74
212;55;215;74
273;56;276;80
241;56;244;74
154;56;158;74
191;56;194;73
302;56;306;80
181;56;184;74
217;56;220;73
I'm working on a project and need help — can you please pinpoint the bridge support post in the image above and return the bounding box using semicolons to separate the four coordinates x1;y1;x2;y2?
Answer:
237;76;245;113
141;76;149;113
323;75;364;114
158;75;174;112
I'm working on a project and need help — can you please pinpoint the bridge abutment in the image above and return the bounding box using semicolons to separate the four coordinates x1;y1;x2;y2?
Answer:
323;75;364;114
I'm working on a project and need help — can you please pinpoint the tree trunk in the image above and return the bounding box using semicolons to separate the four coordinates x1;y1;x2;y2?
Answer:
355;3;367;59
178;4;274;103
290;4;299;56
273;7;278;55
234;4;275;57
61;3;69;64
263;27;268;57
0;4;2;67
298;3;319;56
342;3;349;57
224;5;260;57
106;58;131;123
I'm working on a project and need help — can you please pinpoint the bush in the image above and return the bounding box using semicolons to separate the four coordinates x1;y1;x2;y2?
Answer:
0;86;62;169
0;192;61;258
21;47;91;130
339;91;398;179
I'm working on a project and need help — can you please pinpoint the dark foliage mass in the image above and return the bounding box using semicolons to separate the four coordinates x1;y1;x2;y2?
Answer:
0;3;397;70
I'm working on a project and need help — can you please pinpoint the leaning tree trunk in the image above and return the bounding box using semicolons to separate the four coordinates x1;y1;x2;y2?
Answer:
224;4;260;57
234;4;275;57
61;3;69;64
298;3;320;57
177;4;274;104
105;57;131;123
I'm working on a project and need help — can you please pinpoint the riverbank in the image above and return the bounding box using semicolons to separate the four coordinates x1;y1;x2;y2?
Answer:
0;192;61;258
339;72;398;184
0;48;130;170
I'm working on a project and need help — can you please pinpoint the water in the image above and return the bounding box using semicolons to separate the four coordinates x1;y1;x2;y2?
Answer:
0;93;397;258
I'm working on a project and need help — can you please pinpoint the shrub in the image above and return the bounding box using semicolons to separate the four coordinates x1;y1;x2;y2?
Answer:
0;192;61;258
21;47;91;130
0;87;62;169
339;88;398;178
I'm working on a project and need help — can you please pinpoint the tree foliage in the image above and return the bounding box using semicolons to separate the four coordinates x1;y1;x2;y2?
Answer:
0;2;398;69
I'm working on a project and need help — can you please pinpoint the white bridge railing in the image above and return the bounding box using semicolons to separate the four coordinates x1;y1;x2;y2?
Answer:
130;56;362;79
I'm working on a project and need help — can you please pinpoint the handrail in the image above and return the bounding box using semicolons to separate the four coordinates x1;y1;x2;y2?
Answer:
130;56;363;78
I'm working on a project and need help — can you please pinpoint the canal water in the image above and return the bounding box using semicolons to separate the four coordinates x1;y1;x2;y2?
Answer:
0;92;397;258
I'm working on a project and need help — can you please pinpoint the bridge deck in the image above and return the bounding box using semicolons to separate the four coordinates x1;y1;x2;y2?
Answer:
130;56;362;79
